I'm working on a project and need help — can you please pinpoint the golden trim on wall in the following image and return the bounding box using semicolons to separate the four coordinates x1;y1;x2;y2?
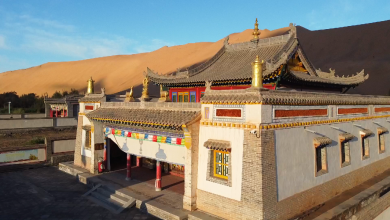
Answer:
201;114;390;130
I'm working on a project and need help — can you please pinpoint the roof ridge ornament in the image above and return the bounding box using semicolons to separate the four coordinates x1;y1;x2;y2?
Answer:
252;18;260;41
251;55;264;88
87;76;95;94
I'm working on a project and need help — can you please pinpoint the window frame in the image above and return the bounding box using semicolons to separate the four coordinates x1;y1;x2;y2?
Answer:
86;130;92;149
213;150;229;179
178;92;189;102
339;138;351;167
190;91;196;102
314;144;328;177
206;149;232;187
171;92;177;102
378;132;385;154
361;135;370;160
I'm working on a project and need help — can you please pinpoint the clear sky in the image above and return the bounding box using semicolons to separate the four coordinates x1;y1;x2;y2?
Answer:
0;0;389;73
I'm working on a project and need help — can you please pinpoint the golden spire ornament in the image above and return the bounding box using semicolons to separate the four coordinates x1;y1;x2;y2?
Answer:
252;18;260;40
87;77;95;94
251;55;264;88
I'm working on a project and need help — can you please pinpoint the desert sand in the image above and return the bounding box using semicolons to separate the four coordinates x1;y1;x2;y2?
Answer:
0;27;289;96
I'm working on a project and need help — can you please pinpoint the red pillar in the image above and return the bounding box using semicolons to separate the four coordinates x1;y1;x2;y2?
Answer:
136;156;141;167
155;161;162;191
126;153;131;181
103;138;107;167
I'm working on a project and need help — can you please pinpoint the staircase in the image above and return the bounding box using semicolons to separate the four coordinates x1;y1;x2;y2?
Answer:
83;184;136;214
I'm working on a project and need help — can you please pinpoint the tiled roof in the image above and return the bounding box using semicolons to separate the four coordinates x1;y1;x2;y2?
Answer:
314;137;332;146
147;34;296;85
146;24;368;88
204;139;231;152
200;88;390;106
79;95;105;102
86;107;200;127
339;132;355;141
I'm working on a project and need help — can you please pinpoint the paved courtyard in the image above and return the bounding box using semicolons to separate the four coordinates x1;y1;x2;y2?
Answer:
0;166;159;220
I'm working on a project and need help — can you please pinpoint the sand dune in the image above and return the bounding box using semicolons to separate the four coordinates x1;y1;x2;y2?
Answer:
0;27;289;96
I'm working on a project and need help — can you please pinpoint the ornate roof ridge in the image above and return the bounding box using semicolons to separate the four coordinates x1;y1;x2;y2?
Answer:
201;88;390;105
101;101;201;110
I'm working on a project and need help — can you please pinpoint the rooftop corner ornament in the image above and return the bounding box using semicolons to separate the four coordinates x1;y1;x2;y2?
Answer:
87;77;95;94
252;18;260;40
251;55;264;88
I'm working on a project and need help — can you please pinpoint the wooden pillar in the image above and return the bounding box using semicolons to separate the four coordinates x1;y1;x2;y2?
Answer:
155;161;162;191
126;153;131;181
136;156;141;167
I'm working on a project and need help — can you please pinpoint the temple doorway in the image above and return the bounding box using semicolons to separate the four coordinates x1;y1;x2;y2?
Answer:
108;139;127;171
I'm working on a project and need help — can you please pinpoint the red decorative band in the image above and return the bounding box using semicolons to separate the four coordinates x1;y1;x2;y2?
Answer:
85;105;94;110
275;109;327;118
375;107;390;113
216;109;242;117
338;108;367;115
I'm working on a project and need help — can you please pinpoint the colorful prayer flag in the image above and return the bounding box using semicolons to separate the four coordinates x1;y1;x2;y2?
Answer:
161;136;167;143
153;135;157;142
181;138;186;145
157;136;162;142
112;129;115;135
121;130;125;137
148;135;154;141
166;137;171;144
135;133;139;139
176;138;181;145
127;131;132;137
139;133;145;139
171;138;176;145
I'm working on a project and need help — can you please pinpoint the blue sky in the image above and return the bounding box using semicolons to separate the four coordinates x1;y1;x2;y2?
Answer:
0;0;389;73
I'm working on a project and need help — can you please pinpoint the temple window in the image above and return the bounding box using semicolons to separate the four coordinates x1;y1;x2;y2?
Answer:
361;137;369;159
178;92;189;102
340;141;351;166
378;127;388;154
190;91;196;102
314;137;331;177
171;92;177;102
339;133;354;167
85;105;94;111
204;139;232;186
214;150;229;179
201;91;205;98
87;130;92;148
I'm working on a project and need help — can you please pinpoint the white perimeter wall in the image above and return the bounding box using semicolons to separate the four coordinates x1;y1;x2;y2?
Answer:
52;140;75;153
197;126;244;201
275;117;390;201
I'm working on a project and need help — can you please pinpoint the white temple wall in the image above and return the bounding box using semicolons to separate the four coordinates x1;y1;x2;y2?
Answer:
197;126;244;201
275;117;390;201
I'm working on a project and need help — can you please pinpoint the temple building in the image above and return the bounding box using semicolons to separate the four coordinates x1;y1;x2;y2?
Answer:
67;20;390;220
147;21;369;102
44;94;83;118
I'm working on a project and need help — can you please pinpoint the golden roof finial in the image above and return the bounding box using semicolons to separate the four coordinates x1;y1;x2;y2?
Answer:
253;18;260;40
87;77;95;94
251;55;264;88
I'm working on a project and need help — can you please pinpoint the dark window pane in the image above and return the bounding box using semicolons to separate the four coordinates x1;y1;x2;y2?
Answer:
172;95;177;102
190;95;196;102
184;95;189;102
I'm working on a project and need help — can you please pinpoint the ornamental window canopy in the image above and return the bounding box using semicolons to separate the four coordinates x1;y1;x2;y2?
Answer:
360;129;373;138
82;125;92;131
204;139;231;152
378;127;389;135
339;132;354;142
313;136;332;147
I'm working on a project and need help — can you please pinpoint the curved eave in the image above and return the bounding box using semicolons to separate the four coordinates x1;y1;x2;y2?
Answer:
283;71;368;88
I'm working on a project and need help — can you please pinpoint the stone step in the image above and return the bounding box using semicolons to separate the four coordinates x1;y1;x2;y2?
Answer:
96;187;128;205
101;184;133;200
86;194;122;214
90;191;124;210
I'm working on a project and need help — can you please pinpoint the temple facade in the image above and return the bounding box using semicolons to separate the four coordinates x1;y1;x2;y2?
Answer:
70;20;390;219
